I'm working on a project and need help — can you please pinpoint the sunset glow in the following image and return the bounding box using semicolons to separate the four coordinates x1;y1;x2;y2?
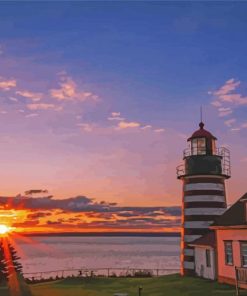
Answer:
0;224;10;235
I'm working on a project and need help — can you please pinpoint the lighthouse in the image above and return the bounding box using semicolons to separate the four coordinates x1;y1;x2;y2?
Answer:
177;122;231;276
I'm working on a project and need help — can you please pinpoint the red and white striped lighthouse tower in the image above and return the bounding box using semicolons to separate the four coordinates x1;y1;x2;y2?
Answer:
177;122;231;276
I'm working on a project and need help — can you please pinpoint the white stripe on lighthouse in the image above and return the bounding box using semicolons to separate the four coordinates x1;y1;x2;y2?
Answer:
184;235;202;242
184;195;225;203
183;261;194;269
184;208;225;216
184;183;224;191
184;248;194;256
184;221;214;229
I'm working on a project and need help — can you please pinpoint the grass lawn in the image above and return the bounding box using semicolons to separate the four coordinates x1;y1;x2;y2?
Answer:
28;274;246;296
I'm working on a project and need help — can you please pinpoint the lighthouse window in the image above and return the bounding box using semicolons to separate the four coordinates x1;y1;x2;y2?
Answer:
224;241;233;265
191;138;206;155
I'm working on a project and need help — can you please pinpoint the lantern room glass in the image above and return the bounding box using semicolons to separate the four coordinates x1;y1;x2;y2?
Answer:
212;139;216;154
191;138;206;155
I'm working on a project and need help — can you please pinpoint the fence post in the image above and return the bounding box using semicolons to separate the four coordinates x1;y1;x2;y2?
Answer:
235;266;239;296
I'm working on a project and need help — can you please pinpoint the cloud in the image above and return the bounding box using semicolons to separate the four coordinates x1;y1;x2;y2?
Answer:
109;113;163;133
25;189;48;195
230;128;240;132
117;121;141;129
224;118;236;127
241;122;247;128
210;79;247;127
114;119;164;134
27;211;52;219
0;78;16;91
0;194;181;216
9;97;18;102
50;76;99;102
211;100;222;107
27;103;59;111
0;194;181;231
154;128;165;133
214;78;240;96
13;220;40;227
141;125;152;130
25;113;39;118
212;78;247;105
16;90;43;102
108;116;125;121
218;107;232;117
76;123;94;132
111;112;121;117
108;112;125;121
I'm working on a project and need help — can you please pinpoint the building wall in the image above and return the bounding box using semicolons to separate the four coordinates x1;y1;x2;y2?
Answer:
194;247;216;280
216;229;247;285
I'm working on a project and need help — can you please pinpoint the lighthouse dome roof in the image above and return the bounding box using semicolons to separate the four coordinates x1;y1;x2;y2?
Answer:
187;122;217;141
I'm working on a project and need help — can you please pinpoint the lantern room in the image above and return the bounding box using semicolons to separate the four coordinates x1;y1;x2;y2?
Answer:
187;122;217;156
176;122;231;179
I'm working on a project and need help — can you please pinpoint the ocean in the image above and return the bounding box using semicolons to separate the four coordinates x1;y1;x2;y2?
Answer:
15;236;180;278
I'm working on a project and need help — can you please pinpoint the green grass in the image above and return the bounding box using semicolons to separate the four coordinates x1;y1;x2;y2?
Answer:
28;274;242;296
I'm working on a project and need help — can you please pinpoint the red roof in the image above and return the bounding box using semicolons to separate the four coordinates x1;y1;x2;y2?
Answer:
187;122;217;141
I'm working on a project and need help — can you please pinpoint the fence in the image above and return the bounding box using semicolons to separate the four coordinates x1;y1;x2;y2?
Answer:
23;267;180;283
235;267;247;295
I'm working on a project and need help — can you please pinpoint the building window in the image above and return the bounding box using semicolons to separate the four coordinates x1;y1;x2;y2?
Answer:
245;202;247;223
206;249;211;267
224;241;233;265
240;242;247;267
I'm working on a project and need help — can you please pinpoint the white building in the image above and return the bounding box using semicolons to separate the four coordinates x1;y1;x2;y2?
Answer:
189;232;216;280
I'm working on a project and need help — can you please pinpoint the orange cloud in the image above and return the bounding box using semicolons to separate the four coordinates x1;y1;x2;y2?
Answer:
16;90;43;102
50;76;99;102
117;121;141;129
0;78;16;91
0;194;181;233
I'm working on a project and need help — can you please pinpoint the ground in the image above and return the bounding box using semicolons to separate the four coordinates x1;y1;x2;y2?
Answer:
26;274;245;296
1;274;247;296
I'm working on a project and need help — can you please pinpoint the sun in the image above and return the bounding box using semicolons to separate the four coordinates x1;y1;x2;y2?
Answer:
0;224;10;235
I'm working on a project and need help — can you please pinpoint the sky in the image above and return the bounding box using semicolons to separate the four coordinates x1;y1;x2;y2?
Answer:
0;2;247;233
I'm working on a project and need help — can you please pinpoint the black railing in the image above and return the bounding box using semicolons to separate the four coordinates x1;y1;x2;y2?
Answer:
176;147;231;178
183;147;230;159
176;165;185;177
